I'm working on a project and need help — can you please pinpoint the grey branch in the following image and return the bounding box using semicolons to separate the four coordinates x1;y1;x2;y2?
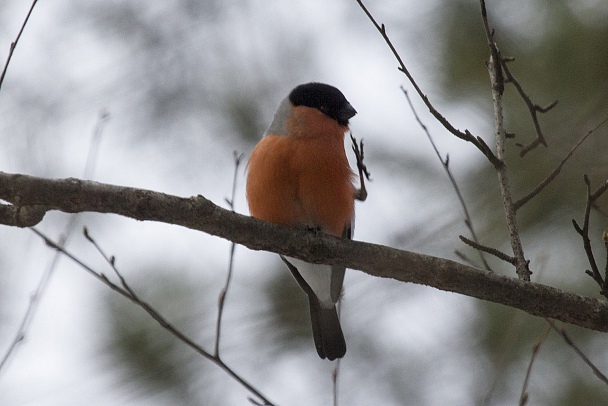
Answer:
1;171;608;332
481;2;531;281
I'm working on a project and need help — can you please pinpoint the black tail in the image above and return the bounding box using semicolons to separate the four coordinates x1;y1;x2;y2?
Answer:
280;255;347;360
308;296;346;360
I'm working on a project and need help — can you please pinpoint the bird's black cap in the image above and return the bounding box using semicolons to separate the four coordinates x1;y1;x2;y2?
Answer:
289;82;357;126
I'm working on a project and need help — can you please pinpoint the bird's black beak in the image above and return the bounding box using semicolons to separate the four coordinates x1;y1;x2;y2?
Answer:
337;102;357;126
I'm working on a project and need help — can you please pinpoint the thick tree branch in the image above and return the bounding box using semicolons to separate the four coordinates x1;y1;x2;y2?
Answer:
1;171;608;332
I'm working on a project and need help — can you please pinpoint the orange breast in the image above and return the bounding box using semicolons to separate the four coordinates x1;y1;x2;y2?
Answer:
246;107;355;236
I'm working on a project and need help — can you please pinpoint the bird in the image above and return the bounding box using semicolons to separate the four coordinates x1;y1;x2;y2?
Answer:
246;82;358;360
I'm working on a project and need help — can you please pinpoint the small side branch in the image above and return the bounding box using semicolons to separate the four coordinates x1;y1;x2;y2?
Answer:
519;324;551;406
215;151;243;357
0;229;64;371
546;319;608;385
460;235;516;265
500;60;558;157
0;0;39;91
514;116;608;211
572;176;608;298
481;1;556;158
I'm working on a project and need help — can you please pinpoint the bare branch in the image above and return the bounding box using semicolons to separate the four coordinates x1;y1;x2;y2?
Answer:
354;0;499;166
2;172;608;331
0;0;39;92
482;4;557;158
480;0;531;281
514;116;608;211
0;229;63;371
546;319;608;385
519;324;551;406
38;227;276;406
359;0;532;280
573;176;608;298
499;60;558;157
459;235;516;265
215;151;243;357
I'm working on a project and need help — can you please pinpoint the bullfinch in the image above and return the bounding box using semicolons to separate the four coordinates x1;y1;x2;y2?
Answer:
246;82;357;360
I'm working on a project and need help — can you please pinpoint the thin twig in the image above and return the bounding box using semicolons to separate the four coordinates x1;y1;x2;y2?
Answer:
546;319;608;385
572;176;608;298
499;60;558;157
34;227;275;405
514;116;608;211
402;87;493;272
0;0;39;92
83;227;132;293
0;234;63;371
354;0;499;166
215;151;243;357
459;235;516;265
519;309;608;402
519;324;551;406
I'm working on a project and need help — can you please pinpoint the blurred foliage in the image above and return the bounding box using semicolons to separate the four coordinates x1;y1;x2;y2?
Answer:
70;0;312;148
562;376;608;406
102;272;218;404
263;263;312;347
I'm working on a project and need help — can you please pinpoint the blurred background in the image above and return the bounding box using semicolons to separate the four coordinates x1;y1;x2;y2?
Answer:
1;0;608;405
